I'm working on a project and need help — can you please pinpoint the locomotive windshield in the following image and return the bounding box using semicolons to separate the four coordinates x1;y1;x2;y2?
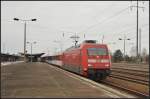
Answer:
87;48;108;56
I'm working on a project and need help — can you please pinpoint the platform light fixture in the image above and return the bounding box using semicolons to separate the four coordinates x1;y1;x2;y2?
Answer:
13;17;37;62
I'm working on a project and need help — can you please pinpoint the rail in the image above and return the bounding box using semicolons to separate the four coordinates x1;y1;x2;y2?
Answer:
101;80;149;98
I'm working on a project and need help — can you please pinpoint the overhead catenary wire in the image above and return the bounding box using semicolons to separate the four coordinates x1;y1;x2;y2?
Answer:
83;23;148;40
27;4;123;39
79;2;148;40
105;23;149;38
92;2;117;20
78;2;147;39
79;7;130;34
98;23;148;45
124;24;149;35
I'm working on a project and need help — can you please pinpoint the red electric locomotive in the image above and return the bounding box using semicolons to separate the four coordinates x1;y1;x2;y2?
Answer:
62;40;111;80
43;40;111;80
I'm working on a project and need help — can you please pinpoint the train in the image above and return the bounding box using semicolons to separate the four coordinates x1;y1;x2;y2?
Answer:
41;40;111;80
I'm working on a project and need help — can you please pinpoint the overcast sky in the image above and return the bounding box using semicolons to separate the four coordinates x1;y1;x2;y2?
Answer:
1;1;149;56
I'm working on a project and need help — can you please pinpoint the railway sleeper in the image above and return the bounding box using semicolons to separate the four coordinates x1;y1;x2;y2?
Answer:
110;75;149;85
111;70;149;77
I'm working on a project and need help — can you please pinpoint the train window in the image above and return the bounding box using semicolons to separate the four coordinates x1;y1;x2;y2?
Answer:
87;48;108;56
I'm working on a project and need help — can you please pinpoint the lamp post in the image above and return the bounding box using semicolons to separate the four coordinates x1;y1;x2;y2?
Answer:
118;34;130;61
27;41;36;62
13;18;37;62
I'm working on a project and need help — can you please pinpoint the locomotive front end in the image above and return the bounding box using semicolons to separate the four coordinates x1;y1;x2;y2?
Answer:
86;46;111;80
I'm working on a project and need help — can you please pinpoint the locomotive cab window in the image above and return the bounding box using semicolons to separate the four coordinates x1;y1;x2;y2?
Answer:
87;48;108;56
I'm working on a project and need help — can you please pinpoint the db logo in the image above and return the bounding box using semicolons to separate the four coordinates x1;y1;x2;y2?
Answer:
96;56;99;58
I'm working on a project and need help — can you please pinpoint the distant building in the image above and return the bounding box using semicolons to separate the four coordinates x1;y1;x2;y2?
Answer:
25;53;45;62
1;53;24;62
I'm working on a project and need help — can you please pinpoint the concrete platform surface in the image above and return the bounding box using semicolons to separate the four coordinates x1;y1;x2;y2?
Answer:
1;62;136;98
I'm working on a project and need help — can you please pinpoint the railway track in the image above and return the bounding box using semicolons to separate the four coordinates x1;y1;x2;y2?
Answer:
100;79;149;98
112;63;149;67
111;65;149;85
111;68;149;77
111;67;149;72
105;64;149;98
112;63;149;70
110;70;149;85
112;66;149;70
109;74;148;85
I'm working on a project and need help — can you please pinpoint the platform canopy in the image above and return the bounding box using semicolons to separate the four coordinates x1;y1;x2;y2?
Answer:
26;53;45;57
41;53;50;58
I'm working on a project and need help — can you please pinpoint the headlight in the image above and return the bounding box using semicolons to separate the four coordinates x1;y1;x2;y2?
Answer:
88;59;96;63
88;64;93;67
105;64;109;67
84;68;87;71
101;59;110;63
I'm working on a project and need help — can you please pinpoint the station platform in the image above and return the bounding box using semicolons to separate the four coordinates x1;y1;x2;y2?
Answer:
1;62;136;98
